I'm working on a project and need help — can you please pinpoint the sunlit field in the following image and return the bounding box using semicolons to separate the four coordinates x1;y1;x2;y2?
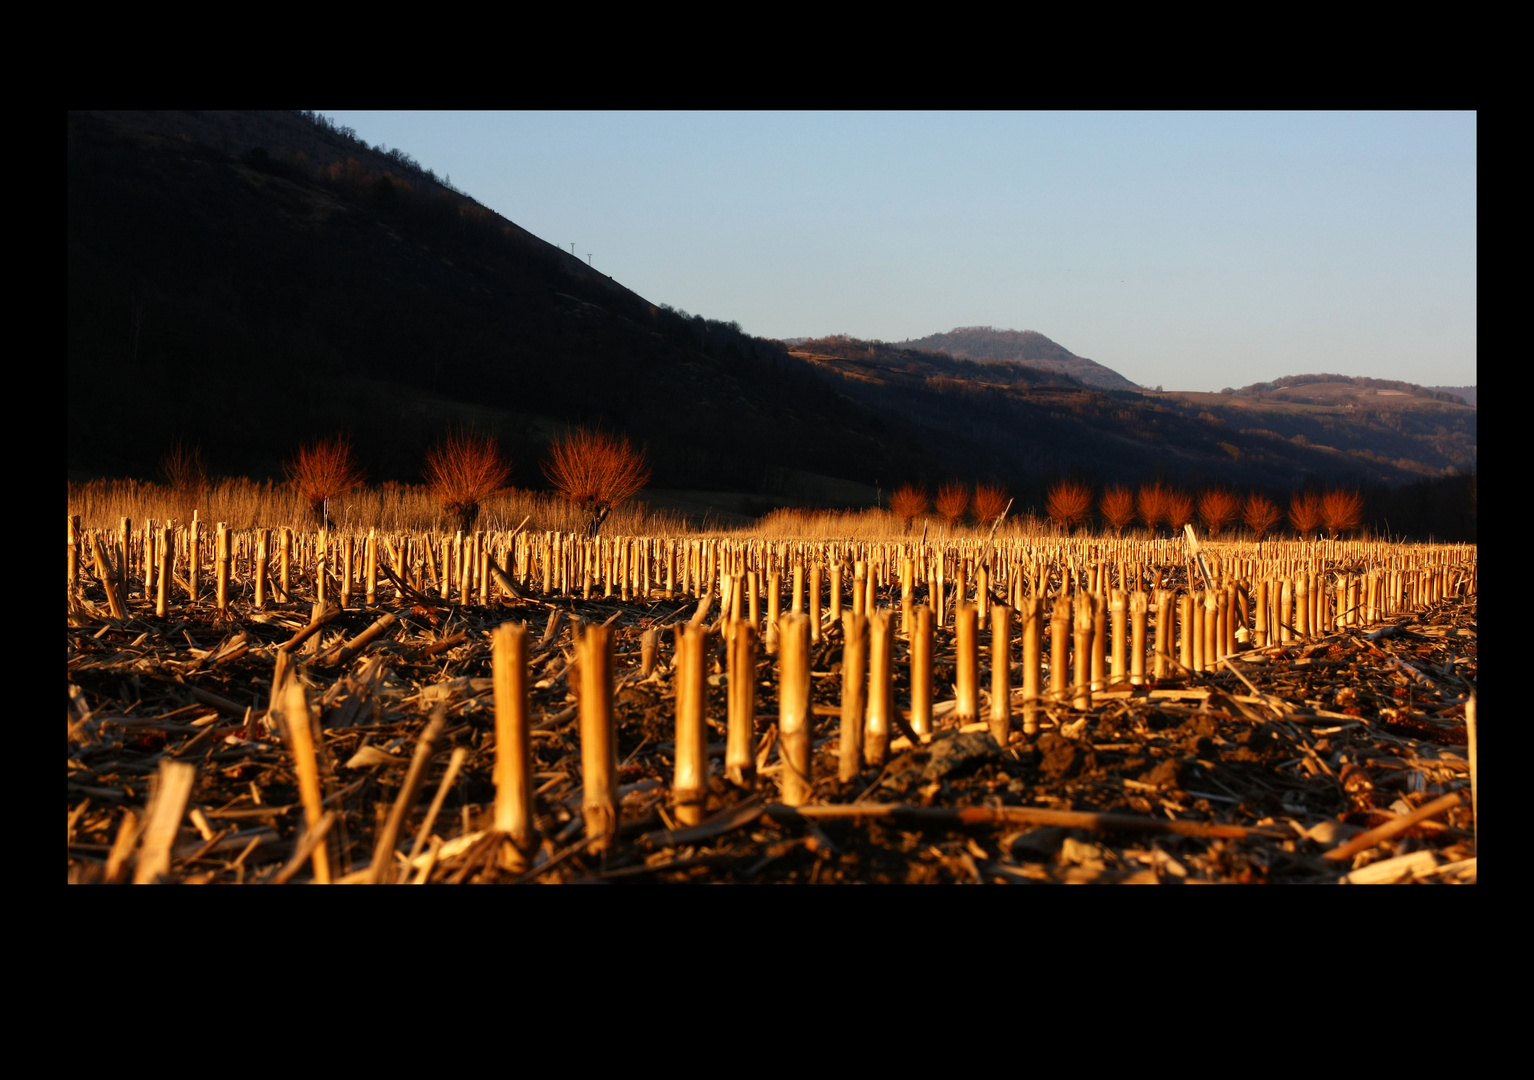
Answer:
67;481;1476;885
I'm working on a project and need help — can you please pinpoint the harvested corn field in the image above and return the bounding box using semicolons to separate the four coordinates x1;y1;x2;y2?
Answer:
67;517;1477;884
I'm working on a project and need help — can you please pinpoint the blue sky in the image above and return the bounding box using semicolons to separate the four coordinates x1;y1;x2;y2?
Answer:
321;111;1476;392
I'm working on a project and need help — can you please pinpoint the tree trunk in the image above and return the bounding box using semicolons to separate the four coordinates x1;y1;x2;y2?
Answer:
587;506;611;538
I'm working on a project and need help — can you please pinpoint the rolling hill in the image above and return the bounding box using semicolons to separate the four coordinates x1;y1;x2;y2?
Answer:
67;110;1473;538
67;110;927;498
781;337;1471;493
1151;375;1476;477
1430;385;1476;408
897;327;1140;391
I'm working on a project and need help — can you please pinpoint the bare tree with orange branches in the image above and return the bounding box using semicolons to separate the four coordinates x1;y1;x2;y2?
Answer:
284;434;366;527
1289;490;1323;539
1242;493;1281;541
1197;489;1240;537
1320;488;1365;538
1046;480;1093;532
972;483;1009;526
1100;486;1135;537
543;427;652;536
889;484;930;533
423;428;513;533
1166;487;1194;533
1137;482;1170;536
934;482;970;527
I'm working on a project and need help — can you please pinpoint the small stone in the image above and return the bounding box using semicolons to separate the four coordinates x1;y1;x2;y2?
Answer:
615;686;657;708
1139;757;1183;789
1060;836;1106;869
1037;732;1084;779
1008;826;1067;860
922;730;1000;781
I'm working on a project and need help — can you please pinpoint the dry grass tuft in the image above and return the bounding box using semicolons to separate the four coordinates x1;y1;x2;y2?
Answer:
744;505;1053;541
752;507;895;540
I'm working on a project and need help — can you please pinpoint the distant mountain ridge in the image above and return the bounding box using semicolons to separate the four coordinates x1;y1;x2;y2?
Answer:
898;327;1140;391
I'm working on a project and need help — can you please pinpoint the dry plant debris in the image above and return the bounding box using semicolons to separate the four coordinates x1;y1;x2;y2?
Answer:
67;528;1476;884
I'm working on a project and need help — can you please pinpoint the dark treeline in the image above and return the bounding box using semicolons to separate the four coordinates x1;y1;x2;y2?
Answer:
1360;471;1476;544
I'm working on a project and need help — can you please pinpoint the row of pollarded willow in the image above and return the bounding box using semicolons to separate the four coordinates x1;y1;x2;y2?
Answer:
148;427;650;536
890;482;1011;529
286;427;648;534
1046;480;1368;541
66;477;685;540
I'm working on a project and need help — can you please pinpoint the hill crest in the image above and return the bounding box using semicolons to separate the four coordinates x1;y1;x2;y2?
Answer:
898;326;1139;392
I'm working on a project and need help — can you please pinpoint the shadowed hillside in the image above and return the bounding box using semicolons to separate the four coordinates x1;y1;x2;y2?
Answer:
787;337;1464;493
67;111;1473;538
67;110;934;495
1153;374;1476;477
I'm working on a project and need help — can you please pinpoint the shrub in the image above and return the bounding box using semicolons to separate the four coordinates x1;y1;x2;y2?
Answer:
159;437;207;494
1289;490;1323;539
1100;486;1136;536
1137;482;1170;535
1320;488;1364;538
1197;489;1240;537
1166;488;1194;531
423;429;513;533
158;438;208;521
889;484;930;531
972;483;1010;525
284;435;366;526
934;482;970;526
1046;480;1094;532
1242;493;1281;541
542;428;652;535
